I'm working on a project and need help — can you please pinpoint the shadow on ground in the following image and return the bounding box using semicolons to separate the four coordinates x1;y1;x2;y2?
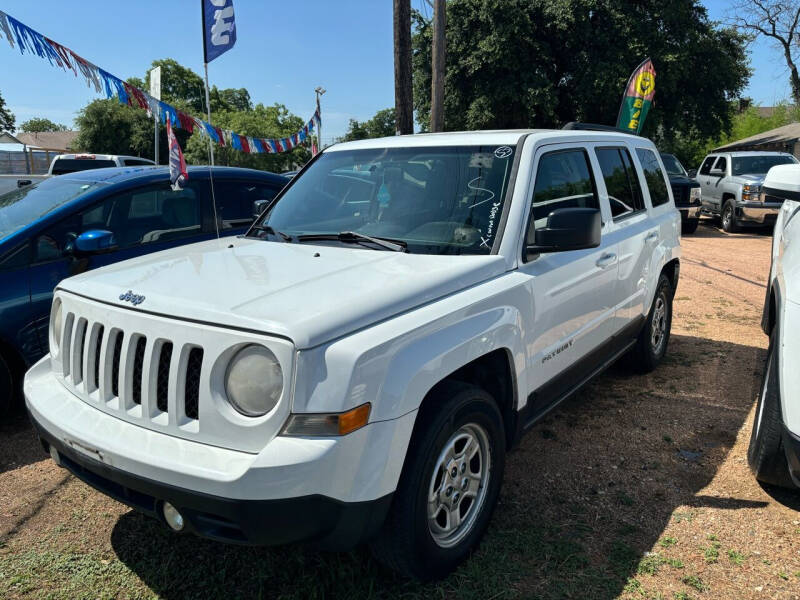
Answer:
107;334;771;599
0;412;46;475
695;218;772;239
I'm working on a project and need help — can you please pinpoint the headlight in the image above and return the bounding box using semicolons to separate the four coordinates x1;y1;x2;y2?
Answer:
50;298;63;355
690;187;701;200
743;184;761;194
225;345;283;416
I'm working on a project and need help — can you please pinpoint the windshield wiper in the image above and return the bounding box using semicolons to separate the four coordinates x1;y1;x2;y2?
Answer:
247;224;292;242
297;231;408;252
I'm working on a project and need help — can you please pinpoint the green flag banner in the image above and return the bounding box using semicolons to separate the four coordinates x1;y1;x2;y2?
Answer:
616;58;656;134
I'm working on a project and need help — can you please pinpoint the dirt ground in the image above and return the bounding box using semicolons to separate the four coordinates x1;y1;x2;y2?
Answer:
0;219;798;599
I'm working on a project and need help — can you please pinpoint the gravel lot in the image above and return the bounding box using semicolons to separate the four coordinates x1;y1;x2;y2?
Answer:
1;219;798;599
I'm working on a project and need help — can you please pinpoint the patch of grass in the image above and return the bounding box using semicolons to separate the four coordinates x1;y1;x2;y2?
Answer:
662;435;673;443
623;577;642;594
681;575;708;592
637;553;666;576
727;549;745;565
674;593;695;600
673;511;696;523
779;571;789;581
659;536;677;548
609;540;639;578
703;540;721;563
667;558;685;569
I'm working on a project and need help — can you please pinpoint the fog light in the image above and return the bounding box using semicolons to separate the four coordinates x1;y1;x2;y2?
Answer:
162;502;185;531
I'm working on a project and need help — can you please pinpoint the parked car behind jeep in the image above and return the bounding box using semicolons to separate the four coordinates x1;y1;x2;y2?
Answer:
660;153;701;234
696;151;798;232
0;166;287;416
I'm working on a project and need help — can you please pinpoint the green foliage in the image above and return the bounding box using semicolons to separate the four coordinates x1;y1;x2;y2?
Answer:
184;103;309;172
72;99;154;156
0;89;15;132
411;0;749;145
340;108;396;141
19;117;68;132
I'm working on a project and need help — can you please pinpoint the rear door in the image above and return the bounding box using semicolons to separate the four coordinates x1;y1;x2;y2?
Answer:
706;156;728;213
518;143;618;417
698;155;717;211
592;143;655;335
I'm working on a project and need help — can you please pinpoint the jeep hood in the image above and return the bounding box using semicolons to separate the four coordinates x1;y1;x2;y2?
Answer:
58;237;506;348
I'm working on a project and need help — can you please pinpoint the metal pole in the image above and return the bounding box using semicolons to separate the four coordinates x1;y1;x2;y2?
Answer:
154;117;159;164
203;62;215;166
430;0;446;132
316;90;323;150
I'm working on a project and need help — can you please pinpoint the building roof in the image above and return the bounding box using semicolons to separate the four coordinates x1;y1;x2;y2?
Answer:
14;131;79;151
714;122;800;152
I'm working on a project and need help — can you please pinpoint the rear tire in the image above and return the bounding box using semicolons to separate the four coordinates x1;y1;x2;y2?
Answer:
370;382;506;580
629;274;673;373
682;219;699;234
721;200;739;233
747;332;794;488
0;353;16;420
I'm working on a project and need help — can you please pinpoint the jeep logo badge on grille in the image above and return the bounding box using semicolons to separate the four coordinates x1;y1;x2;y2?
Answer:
119;290;146;306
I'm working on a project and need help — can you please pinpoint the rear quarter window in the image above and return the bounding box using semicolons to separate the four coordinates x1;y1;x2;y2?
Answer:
635;148;671;207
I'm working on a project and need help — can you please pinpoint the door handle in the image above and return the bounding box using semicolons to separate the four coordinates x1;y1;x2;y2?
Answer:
645;232;659;244
596;253;617;268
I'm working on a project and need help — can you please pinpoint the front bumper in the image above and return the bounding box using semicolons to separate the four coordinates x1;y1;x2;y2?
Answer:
739;202;782;225
25;356;415;547
678;205;701;220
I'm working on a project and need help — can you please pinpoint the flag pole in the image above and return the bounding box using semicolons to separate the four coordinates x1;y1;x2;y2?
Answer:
201;0;219;238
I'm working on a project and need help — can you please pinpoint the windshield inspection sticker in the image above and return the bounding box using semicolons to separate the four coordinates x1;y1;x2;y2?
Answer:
494;146;513;159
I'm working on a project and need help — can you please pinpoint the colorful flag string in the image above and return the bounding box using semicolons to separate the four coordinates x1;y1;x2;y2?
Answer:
0;9;319;154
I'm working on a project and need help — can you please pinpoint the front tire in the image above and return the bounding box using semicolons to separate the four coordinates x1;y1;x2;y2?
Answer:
682;218;699;234
370;382;506;580
747;332;794;488
721;200;739;233
629;274;673;373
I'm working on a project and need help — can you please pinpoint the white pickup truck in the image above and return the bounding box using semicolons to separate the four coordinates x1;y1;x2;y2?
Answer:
0;153;155;195
749;163;800;489
24;127;681;579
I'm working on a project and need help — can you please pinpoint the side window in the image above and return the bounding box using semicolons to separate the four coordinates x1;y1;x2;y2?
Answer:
699;157;715;176
123;159;153;166
527;149;599;244
595;147;645;219
215;181;279;228
636;148;671;207
713;156;727;174
34;196;122;263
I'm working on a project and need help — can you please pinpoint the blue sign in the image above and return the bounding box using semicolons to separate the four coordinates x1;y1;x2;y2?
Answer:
203;0;236;63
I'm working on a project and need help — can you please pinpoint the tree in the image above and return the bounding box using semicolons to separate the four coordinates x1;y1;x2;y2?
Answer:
184;103;310;172
411;0;749;145
0;89;14;132
729;1;800;106
340;108;397;141
20;118;68;132
72;99;155;156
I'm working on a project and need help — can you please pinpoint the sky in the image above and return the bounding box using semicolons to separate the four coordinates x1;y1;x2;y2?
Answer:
0;0;794;144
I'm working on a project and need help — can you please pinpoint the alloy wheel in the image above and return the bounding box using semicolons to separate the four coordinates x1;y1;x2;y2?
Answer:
650;293;668;355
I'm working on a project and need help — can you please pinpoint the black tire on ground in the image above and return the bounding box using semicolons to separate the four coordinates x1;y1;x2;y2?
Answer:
629;273;673;373
369;382;506;580
682;218;699;234
0;353;16;420
747;331;795;488
721;200;739;233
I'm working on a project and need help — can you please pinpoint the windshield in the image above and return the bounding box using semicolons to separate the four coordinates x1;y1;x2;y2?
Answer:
731;155;797;176
659;154;686;177
0;178;102;240
260;145;517;254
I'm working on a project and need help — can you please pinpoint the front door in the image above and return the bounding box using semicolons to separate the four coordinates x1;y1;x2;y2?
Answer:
518;144;619;417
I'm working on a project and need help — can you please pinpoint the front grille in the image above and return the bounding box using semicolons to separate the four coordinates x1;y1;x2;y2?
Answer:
131;337;147;405
671;185;689;205
184;348;203;420
60;312;203;423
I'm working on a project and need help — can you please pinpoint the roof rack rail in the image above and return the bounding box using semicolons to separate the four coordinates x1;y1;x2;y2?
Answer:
561;122;633;134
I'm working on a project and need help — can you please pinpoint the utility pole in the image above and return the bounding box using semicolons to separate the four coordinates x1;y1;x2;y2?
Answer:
315;86;326;151
393;0;413;135
430;0;446;132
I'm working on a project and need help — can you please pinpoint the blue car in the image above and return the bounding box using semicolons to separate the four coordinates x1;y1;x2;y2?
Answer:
0;166;288;415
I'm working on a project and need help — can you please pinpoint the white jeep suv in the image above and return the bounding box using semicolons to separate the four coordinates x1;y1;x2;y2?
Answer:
25;127;681;579
749;163;800;489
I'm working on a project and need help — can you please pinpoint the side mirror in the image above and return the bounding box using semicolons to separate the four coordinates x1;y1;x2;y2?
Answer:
710;168;725;177
686;169;697;178
17;179;32;188
252;199;270;219
73;230;117;254
527;208;601;258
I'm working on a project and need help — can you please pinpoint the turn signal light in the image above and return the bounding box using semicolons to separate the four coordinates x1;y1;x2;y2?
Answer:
281;403;371;436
